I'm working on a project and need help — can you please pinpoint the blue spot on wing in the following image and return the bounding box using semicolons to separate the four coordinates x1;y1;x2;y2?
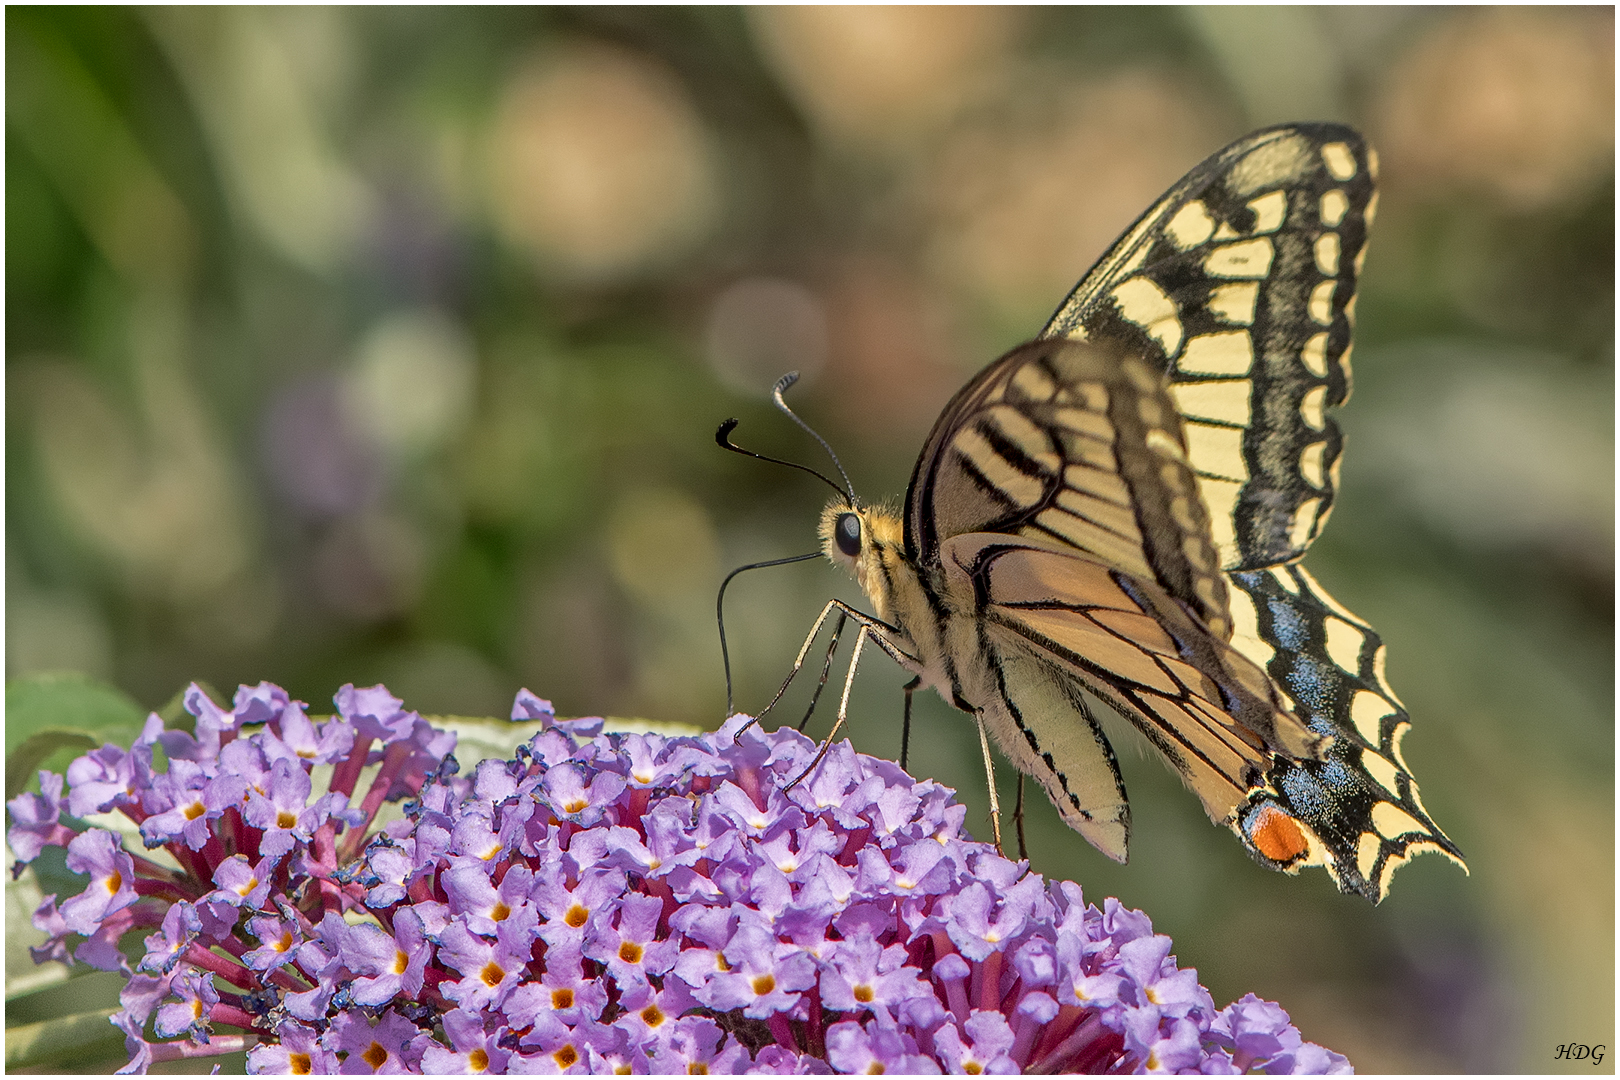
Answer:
1266;596;1311;650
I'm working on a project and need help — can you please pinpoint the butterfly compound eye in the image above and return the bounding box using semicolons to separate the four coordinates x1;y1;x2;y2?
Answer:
834;513;862;557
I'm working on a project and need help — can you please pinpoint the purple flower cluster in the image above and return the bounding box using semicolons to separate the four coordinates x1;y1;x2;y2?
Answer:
9;682;1351;1075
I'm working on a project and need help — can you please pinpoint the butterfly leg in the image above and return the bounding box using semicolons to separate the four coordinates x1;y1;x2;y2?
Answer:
788;626;870;787
975;714;1004;855
743;600;916;737
1014;774;1028;861
797;610;848;732
739;600;850;735
900;676;920;771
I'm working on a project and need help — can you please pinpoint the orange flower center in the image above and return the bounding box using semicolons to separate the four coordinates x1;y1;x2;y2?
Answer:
363;1042;388;1069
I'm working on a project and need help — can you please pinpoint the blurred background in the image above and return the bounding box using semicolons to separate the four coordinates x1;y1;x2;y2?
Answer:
5;6;1612;1072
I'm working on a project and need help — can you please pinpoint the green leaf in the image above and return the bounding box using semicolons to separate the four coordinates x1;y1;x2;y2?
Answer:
4;673;148;799
4;1008;124;1069
5;672;146;754
5;729;98;802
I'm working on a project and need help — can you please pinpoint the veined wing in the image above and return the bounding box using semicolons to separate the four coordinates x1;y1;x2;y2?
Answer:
1226;564;1465;902
938;534;1325;830
1038;123;1374;572
904;338;1236;639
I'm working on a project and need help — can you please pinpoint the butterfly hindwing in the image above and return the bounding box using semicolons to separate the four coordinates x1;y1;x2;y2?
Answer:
1039;123;1374;572
940;535;1322;833
1226;564;1464;901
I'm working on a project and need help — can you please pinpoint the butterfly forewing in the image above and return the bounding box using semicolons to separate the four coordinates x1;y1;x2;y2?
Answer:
1038;124;1372;572
906;339;1233;638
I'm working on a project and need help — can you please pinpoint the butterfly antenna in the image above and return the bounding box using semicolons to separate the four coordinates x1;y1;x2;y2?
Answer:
716;418;850;505
717;551;822;715
770;372;859;507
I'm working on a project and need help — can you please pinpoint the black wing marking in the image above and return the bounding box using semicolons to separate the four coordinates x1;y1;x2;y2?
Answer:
1038;123;1373;571
903;338;1233;638
1225;564;1465;901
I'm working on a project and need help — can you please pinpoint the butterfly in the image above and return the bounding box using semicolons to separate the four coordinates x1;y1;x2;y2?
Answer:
727;122;1464;903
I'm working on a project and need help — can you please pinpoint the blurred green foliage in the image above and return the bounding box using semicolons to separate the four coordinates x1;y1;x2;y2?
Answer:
6;6;1612;1073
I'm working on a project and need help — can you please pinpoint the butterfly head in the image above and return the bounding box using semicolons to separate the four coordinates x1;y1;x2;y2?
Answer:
819;501;908;621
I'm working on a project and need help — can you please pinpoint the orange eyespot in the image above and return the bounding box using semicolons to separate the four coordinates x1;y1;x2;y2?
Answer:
363;1042;388;1069
619;941;644;964
1248;805;1310;863
277;811;297;829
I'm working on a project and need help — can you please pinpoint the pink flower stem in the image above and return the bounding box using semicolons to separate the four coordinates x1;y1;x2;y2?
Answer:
265;966;310;993
329;736;375;800
933;932;970;1021
183;943;258;990
208;1002;261;1031
338;740;413;862
767;1012;800;1053
199;834;229;877
131;877;198;903
977;949;1004;1012
1033;1010;1112;1074
1029;1004;1085;1063
129;852;189;884
806;986;825;1052
146;1035;254;1063
225;805;252;859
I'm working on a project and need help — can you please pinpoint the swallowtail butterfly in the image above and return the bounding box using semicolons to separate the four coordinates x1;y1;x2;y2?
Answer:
748;123;1464;903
